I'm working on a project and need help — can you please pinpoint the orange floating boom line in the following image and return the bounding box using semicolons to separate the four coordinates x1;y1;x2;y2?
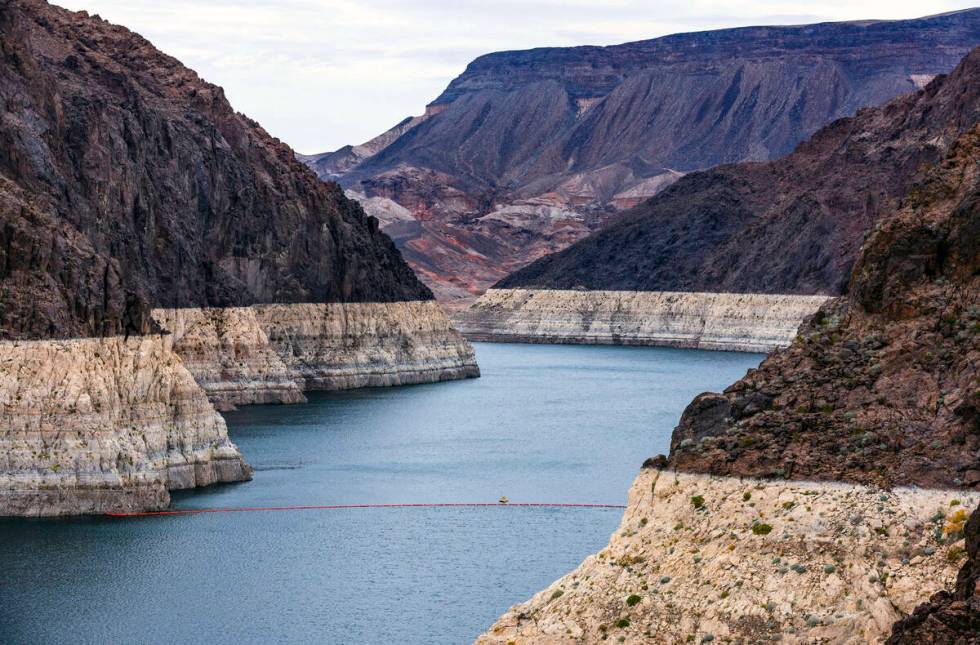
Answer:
105;502;627;518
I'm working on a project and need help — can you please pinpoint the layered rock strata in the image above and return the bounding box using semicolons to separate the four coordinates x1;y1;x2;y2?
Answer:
0;1;478;516
455;289;829;352
0;335;251;517
479;469;979;644
480;66;980;645
151;307;307;411
254;301;480;390
150;303;479;406
498;46;980;298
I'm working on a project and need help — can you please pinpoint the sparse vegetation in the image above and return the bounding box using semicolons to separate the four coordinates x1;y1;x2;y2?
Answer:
752;522;773;535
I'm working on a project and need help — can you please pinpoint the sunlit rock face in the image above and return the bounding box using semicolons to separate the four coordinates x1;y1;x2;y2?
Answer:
455;289;829;352
479;469;979;644
0;335;251;517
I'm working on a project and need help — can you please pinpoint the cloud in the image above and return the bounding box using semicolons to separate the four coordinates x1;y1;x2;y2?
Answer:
55;0;977;153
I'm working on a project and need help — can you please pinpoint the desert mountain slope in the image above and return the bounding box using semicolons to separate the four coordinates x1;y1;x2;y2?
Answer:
499;46;980;297
306;10;980;303
0;0;431;341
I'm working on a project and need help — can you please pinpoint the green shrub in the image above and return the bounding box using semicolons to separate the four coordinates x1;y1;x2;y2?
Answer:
691;495;705;510
752;523;773;535
550;590;564;600
626;594;642;607
614;618;630;629
742;492;751;502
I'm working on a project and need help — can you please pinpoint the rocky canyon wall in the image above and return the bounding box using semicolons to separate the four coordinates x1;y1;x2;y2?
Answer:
455;289;829;352
254;301;479;390
152;302;480;408
0;1;480;516
0;335;251;517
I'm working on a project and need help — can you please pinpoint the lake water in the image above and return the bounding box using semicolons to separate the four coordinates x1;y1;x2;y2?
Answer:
0;343;761;644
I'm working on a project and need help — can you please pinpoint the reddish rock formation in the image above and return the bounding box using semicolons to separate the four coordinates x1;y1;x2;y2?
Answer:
305;10;980;303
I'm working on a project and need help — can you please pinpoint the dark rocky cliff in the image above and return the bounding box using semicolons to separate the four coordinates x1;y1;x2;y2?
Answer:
663;120;980;490
306;10;980;303
0;0;431;341
499;46;980;296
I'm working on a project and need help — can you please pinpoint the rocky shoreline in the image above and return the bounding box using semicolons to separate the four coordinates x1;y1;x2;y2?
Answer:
0;301;479;516
154;301;479;410
454;289;829;353
479;468;979;644
0;335;251;517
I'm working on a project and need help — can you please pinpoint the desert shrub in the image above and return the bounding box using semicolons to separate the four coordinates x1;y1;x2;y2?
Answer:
752;523;773;535
626;594;642;607
691;495;705;510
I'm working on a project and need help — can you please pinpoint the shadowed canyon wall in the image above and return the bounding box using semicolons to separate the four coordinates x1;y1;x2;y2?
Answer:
0;0;477;516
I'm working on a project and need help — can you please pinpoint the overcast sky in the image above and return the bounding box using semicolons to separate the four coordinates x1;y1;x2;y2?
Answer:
57;1;977;154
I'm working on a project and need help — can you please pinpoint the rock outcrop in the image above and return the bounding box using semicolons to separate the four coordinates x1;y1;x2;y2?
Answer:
150;302;479;408
0;0;431;342
480;469;979;644
0;0;478;515
667;123;980;491
254;301;479;390
455;289;829;352
0;335;251;517
150;307;307;411
305;10;980;303
888;504;980;643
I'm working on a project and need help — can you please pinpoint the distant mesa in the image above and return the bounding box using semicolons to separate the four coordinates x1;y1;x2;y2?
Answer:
302;9;980;305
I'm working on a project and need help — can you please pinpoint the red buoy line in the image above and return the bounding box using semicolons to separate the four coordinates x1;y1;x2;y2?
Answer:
105;502;626;518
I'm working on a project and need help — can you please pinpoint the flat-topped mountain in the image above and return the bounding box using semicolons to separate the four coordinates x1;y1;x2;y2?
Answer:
305;10;980;303
0;0;430;342
499;45;980;297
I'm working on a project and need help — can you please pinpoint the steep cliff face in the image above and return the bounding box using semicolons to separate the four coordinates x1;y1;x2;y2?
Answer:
150;307;307;411
151;303;480;406
306;10;980;303
0;335;251;516
668;124;980;490
499;45;980;297
455;289;829;352
0;0;431;342
254;302;479;390
0;0;478;516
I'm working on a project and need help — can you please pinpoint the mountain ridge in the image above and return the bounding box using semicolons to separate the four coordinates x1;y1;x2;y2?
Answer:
304;9;980;304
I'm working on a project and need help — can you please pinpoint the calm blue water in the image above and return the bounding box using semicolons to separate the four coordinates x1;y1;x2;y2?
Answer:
0;343;760;645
